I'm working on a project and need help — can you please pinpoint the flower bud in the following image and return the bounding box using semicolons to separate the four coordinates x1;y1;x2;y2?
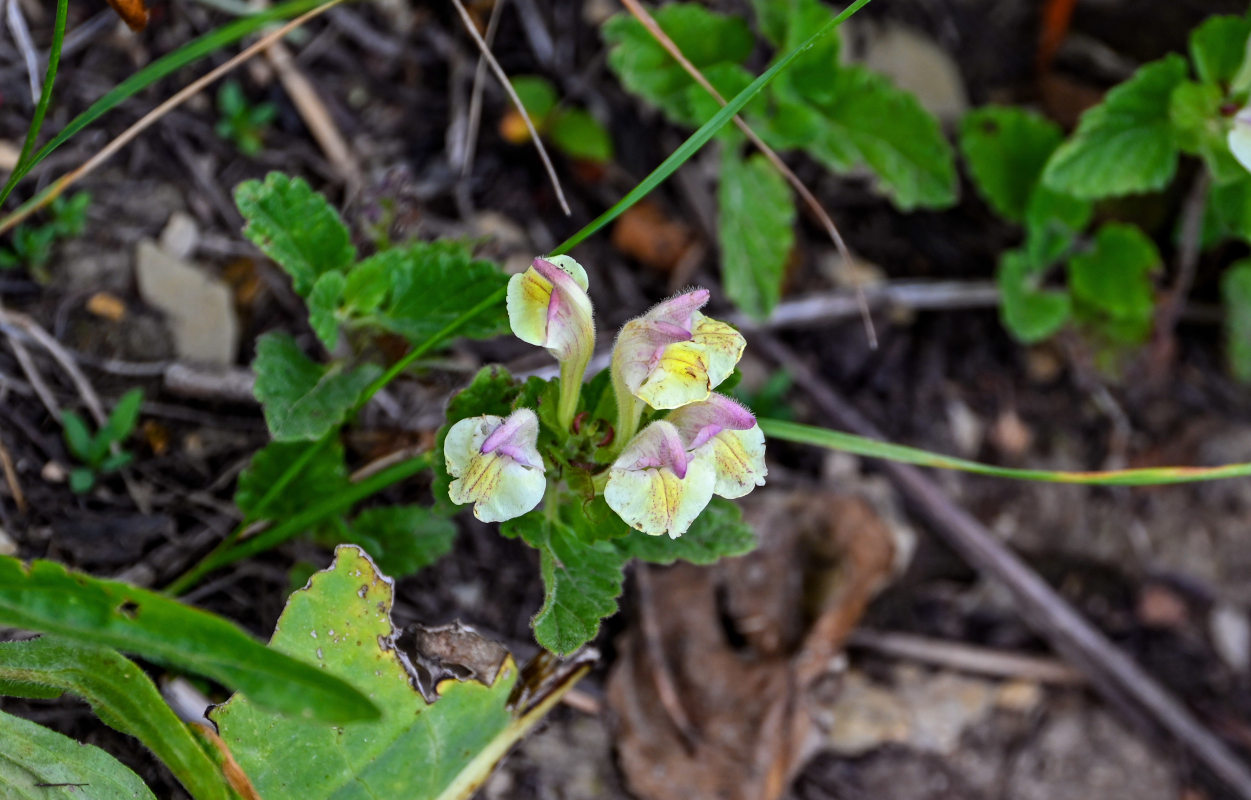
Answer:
612;289;745;410
444;408;546;523
604;420;715;538
507;256;594;364
667;393;767;499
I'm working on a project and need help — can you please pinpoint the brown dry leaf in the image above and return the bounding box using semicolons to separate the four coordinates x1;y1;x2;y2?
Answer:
610;200;694;273
86;291;127;322
105;0;149;31
607;492;896;800
141;420;170;457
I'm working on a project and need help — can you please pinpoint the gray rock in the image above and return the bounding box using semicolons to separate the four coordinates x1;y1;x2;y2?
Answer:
135;239;238;366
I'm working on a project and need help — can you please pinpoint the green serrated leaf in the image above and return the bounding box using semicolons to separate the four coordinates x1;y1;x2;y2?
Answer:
1190;14;1251;87
959;106;1063;223
252;332;380;442
1222;260;1251;381
996;249;1072;343
235;439;349;522
308;270;346;350
510;75;558;121
549;109;614;162
502;512;627;655
603;4;755;127
751;0;841;103
345;505;457;577
235;172;356;296
1169;81;1244;184
807;64;958;210
614;497;758;565
0;556;378;723
213;545;590;799
1209;176;1251;243
369;242;509;343
0;707;158;800
0;637;233;800
1043;55;1187;199
1023;184;1093;266
1068;223;1160;343
432;367;524;515
718;149;796;319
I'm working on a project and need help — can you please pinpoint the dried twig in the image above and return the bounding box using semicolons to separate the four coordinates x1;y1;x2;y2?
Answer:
848;629;1086;685
5;0;41;103
753;331;1251;799
0;0;348;235
618;0;876;347
0;427;28;514
460;0;506;177
636;563;701;751
449;0;571;216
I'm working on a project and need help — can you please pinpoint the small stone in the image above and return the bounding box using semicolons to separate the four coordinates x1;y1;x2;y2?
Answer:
1137;584;1189;628
135;240;238;366
1210;603;1250;673
86;291;127;322
0;527;16;556
158;212;200;260
826;671;911;755
41;461;66;483
995;680;1043;713
990;409;1033;459
946;398;984;457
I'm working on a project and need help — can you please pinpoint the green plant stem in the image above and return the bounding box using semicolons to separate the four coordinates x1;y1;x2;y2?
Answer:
556;351;589;432
761;418;1251;485
166;452;432;595
608;346;642;456
5;0;67;198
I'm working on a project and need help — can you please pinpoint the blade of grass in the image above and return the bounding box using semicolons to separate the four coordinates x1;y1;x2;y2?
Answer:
165;451;432;595
4;0;67;196
0;0;332;210
761;418;1251;485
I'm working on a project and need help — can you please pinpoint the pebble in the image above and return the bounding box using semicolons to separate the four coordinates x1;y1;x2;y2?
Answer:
135;239;239;367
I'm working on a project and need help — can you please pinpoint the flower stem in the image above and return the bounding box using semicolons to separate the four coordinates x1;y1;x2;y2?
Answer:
557;349;589;431
610;347;642;456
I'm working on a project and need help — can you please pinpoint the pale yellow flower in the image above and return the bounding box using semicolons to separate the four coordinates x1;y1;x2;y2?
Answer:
612;289;745;411
667;393;767;499
444;408;545;523
604;421;715;538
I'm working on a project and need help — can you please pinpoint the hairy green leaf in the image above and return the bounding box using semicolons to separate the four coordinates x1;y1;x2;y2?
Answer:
603;4;755;127
235;173;356;296
213;546;590;799
1169;81;1244;183
807;65;958;210
0;707;157;800
364;242;509;343
1023;185;1092;266
997;249;1072;343
252;332;380;441
959;106;1063;223
0;637;232;800
0;556;378;723
502;512;627;655
1067;223;1160;343
750;0;842;103
1222;259;1251;382
308;271;346;350
345;505;457;577
1043;55;1186;198
235;439;349;521
1190;14;1251;87
615;497;758;565
718;149;796;319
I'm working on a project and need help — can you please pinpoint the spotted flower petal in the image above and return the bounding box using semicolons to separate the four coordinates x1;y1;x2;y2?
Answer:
444;408;546;523
612;289;746;410
506;256;594;362
668;393;767;499
605;421;716;538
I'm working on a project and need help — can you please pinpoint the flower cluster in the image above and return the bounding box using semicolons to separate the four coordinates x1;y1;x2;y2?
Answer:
444;257;766;538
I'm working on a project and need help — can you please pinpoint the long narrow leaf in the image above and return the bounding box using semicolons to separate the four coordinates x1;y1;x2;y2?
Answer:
761;418;1251;485
3;0;67;200
0;0;328;205
0;556;378;723
0;637;233;800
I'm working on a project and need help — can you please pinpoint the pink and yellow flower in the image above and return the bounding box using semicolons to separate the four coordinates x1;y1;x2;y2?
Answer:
604;420;716;538
667;393;767;499
444;408;546;523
